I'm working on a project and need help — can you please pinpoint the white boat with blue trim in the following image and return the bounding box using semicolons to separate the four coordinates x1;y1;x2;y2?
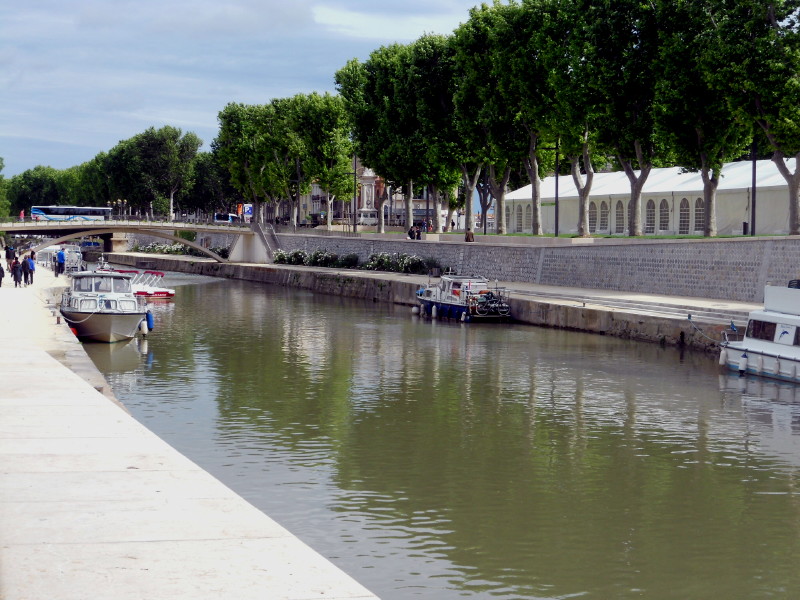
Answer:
720;282;800;383
416;274;511;322
60;271;153;342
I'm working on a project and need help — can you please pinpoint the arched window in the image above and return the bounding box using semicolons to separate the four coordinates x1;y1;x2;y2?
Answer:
659;199;670;232
525;205;532;232
588;201;597;233
645;199;656;234
694;198;704;233
599;201;609;232
615;200;625;233
515;205;523;233
679;198;690;234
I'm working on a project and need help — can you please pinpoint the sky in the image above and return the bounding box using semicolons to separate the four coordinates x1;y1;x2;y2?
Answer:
0;0;480;178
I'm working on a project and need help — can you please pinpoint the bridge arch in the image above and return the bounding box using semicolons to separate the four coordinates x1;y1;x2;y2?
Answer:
31;228;227;262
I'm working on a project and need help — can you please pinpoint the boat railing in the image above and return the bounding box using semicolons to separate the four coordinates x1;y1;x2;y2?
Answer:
722;328;744;344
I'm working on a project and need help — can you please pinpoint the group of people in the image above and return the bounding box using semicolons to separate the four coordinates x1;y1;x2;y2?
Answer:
1;245;36;288
407;223;476;242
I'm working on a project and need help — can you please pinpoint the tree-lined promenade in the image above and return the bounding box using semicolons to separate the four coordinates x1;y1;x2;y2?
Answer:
2;0;800;237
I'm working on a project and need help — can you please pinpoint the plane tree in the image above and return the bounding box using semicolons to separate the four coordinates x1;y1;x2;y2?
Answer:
293;92;353;229
705;0;800;234
405;34;462;233
576;0;664;236
655;0;752;237
336;45;424;230
215;102;272;223
453;2;529;235
497;0;563;236
133;126;202;221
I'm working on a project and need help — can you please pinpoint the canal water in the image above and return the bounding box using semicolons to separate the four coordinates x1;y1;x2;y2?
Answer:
88;274;800;600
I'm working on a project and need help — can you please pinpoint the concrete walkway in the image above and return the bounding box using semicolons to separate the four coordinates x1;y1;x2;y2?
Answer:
0;266;379;599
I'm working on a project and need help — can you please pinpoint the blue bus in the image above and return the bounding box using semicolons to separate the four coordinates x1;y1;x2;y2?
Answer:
31;206;112;221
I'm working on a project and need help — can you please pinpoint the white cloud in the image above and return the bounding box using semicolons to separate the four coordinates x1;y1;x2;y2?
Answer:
312;4;469;40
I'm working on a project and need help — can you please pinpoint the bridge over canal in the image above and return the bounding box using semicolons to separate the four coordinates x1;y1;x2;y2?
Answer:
0;219;278;263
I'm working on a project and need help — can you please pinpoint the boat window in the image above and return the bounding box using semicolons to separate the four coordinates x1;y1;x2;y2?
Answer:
94;277;113;292
100;299;116;310
79;299;97;310
113;278;132;293
118;300;137;311
746;319;777;341
74;277;94;292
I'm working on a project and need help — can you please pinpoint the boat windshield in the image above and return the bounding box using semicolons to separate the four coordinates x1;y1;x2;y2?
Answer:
73;276;132;293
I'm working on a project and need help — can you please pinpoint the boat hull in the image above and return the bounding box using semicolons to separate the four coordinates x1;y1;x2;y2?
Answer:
61;309;145;343
720;345;800;384
417;299;511;322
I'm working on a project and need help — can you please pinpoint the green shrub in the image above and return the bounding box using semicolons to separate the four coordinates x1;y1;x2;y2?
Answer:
306;249;338;267
336;253;360;268
287;249;308;265
273;249;288;263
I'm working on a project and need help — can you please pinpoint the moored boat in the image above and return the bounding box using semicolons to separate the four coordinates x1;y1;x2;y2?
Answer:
60;271;152;342
416;274;511;322
95;255;175;299
720;282;800;383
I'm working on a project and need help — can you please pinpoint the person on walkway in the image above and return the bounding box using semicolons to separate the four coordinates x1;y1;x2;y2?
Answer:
11;257;22;288
56;248;65;277
21;254;30;286
25;255;35;284
465;228;475;242
5;245;14;272
415;226;421;240
408;225;415;240
0;263;5;287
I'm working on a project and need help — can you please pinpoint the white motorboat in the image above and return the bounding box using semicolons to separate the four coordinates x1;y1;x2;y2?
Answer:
95;255;175;299
416;274;511;322
720;282;800;383
60;271;153;343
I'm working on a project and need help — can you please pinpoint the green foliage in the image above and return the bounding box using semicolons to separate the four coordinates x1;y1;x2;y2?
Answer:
336;253;359;268
306;249;338;267
177;230;197;242
363;252;431;274
286;249;308;265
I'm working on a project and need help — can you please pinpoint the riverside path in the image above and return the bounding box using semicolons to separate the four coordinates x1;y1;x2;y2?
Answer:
0;266;379;599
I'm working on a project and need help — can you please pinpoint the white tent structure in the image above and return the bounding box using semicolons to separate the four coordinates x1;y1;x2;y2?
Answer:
505;159;795;236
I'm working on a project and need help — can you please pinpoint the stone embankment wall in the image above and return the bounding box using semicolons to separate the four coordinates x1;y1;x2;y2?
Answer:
108;254;729;353
273;233;800;303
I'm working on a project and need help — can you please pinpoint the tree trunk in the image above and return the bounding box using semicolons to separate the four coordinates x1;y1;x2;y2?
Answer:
325;191;333;228
488;164;512;235
523;132;543;235
620;162;650;237
460;163;482;233
405;180;414;229
772;151;800;235
700;167;719;237
570;150;595;237
376;187;387;233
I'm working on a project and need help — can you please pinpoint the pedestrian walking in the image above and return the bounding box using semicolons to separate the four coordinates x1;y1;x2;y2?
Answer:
56;248;66;277
25;255;35;284
21;255;30;286
11;257;22;288
4;245;14;272
0;263;5;287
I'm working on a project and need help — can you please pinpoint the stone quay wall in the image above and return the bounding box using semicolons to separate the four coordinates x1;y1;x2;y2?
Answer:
274;234;800;303
108;252;735;352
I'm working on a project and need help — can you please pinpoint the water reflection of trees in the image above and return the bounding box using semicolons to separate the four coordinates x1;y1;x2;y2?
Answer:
124;281;800;599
